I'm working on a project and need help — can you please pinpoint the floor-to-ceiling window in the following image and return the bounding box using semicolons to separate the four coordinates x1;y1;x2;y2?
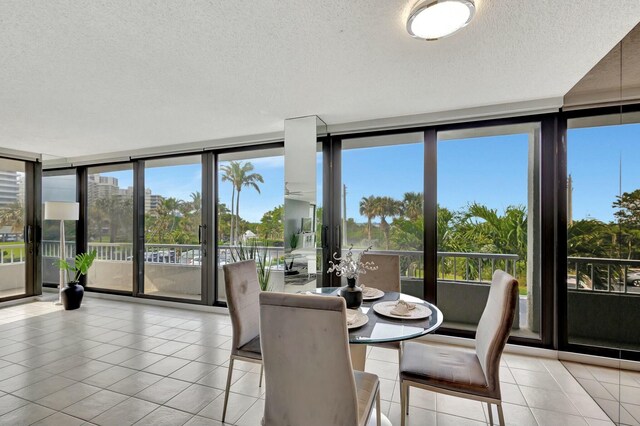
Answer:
42;170;77;287
216;147;284;302
0;158;27;299
340;132;425;297
437;123;542;338
86;164;134;292
566;114;640;354
142;155;203;300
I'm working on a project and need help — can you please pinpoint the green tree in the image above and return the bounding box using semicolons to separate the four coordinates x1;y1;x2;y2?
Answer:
258;205;284;242
402;192;423;221
0;202;24;234
373;196;402;250
613;189;640;227
220;161;264;243
359;196;377;241
91;195;133;243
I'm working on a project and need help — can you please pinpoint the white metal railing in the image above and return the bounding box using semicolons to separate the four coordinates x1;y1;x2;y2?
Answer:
568;256;640;294
0;243;25;264
39;241;521;282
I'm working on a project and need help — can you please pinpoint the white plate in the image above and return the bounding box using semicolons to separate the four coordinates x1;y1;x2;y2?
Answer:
362;288;385;301
346;311;369;329
372;301;432;320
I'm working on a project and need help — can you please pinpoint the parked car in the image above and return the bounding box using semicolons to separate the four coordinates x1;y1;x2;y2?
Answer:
145;249;176;263
180;249;201;265
627;270;640;287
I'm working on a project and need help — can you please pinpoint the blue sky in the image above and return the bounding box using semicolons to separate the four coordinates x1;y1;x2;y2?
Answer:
568;123;640;222
65;122;640;224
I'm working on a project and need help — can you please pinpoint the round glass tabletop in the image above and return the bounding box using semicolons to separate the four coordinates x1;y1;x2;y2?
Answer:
308;287;443;344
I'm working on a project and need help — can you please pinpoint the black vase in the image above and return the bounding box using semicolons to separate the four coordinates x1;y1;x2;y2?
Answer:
340;277;363;309
61;282;84;310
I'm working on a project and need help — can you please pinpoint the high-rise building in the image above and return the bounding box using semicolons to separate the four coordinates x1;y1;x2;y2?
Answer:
88;174;120;203
0;172;20;207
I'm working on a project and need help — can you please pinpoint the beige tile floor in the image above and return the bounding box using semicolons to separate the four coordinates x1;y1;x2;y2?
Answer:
0;296;619;425
563;361;640;426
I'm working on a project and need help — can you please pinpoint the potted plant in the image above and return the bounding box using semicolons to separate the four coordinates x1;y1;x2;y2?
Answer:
56;250;97;310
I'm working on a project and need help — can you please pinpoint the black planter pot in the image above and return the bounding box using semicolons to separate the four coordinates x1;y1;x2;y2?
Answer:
340;277;363;309
61;282;84;310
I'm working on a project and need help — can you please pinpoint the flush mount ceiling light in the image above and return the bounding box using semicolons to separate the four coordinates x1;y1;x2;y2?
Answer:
407;0;475;40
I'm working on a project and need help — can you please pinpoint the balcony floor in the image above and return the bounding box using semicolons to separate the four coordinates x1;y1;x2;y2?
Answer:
0;296;622;425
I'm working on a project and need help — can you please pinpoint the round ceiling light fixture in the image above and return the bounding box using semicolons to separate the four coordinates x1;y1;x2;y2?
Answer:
407;0;475;41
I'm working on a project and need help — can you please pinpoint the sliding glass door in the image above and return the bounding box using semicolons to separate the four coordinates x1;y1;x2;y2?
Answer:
437;123;541;338
0;158;27;299
339;132;425;296
42;170;77;287
566;114;640;355
86;164;134;292
142;155;203;301
216;147;284;302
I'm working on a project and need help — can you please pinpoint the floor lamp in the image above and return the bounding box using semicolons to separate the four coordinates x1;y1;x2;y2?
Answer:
44;201;79;305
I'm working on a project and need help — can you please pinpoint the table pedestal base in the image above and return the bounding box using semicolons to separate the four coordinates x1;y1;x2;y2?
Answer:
350;343;367;371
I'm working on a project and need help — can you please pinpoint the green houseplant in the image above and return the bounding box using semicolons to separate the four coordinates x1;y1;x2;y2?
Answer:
229;241;272;291
55;250;97;310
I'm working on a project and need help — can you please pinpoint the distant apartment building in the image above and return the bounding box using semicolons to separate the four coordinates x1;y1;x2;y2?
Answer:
148;193;164;211
89;175;163;211
0;171;20;207
88;174;120;203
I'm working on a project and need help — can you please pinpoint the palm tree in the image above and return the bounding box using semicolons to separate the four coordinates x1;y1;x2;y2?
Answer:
94;196;133;243
373;196;402;250
359;196;377;241
461;203;527;257
220;163;237;243
402;192;423;221
0;202;24;234
221;161;263;243
188;191;201;214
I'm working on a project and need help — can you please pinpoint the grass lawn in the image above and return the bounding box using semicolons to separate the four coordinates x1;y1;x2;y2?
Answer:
0;242;25;262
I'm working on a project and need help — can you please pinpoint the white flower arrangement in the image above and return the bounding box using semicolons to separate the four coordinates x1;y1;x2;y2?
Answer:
327;245;378;280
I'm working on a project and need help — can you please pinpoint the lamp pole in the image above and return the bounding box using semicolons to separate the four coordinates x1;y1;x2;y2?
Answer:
56;218;66;306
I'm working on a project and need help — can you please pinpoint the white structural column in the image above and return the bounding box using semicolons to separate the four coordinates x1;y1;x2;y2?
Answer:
283;116;326;284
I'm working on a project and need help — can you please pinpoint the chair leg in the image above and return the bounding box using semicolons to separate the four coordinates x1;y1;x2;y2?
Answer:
497;403;505;426
406;387;410;415
487;402;494;425
222;358;234;423
376;387;381;426
400;381;408;426
259;364;264;387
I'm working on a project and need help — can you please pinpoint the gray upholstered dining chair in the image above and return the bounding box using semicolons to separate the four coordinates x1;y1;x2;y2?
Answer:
399;270;518;426
259;292;381;426
358;253;401;294
358;253;403;355
222;259;264;423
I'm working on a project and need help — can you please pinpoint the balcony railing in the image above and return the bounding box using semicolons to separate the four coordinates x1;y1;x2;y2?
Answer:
35;242;640;294
0;243;25;263
40;242;520;283
568;256;640;294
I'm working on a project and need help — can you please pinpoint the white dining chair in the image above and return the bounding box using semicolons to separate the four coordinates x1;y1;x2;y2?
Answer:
399;270;518;426
222;259;264;423
259;292;381;426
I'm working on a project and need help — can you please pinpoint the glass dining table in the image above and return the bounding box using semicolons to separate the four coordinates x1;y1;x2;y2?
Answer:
308;287;443;370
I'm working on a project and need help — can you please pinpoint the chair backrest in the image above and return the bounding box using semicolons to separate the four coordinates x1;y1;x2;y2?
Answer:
358;253;401;293
223;260;261;351
259;292;359;426
475;270;518;393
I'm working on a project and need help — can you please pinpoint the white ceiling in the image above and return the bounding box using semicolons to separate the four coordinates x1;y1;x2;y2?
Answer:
1;1;639;160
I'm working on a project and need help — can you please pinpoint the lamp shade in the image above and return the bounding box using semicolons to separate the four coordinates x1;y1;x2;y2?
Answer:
44;201;79;221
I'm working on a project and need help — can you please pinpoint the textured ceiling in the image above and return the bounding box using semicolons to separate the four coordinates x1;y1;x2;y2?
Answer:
1;1;639;158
